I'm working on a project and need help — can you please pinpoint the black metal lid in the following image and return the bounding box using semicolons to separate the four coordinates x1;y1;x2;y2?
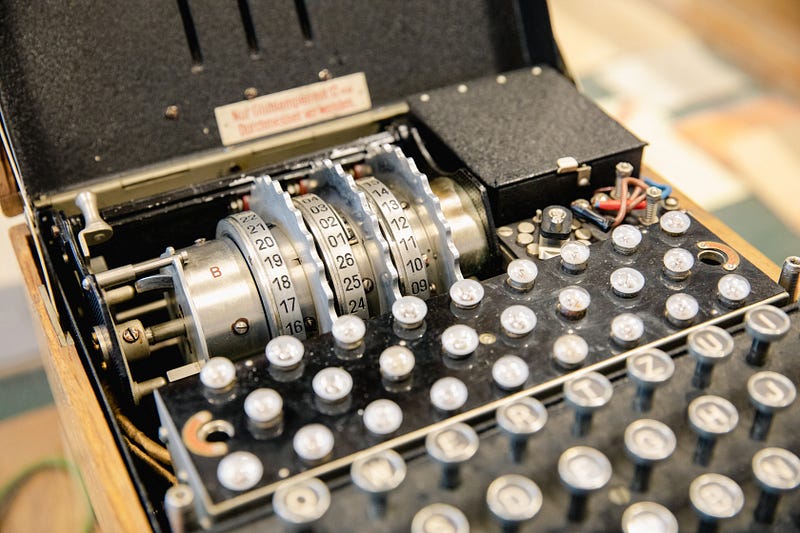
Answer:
0;0;562;200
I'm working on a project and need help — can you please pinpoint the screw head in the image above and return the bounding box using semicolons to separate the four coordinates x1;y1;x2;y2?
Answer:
747;371;797;413
486;474;543;523
689;473;744;520
122;327;140;343
231;317;250;335
745;305;791;342
558;446;612;494
752;447;800;493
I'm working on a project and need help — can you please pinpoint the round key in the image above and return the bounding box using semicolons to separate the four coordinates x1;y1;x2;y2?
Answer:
217;451;263;492
664;292;699;328
293;423;334;463
558;446;612;522
627;349;675;412
312;367;353;403
744;305;791;366
379;345;415;382
200;357;236;391
662;247;694;281
558;286;591;320
496;397;548;463
752;447;800;524
659;211;691;236
506;259;538;292
689;474;744;531
564;372;613;437
392;295;428;329
688;395;738;466
449;279;484;309
492;355;529;390
716;274;751;308
552;334;589;370
244;388;283;428
610;267;645;298
500;305;537;338
273;477;331;527
351;449;407;518
363;399;403;435
611;224;643;255
610;313;645;348
486;474;543;529
441;324;479;359
687;326;734;389
265;335;304;370
561;241;590;274
624;419;676;492
411;503;469;533
331;314;366;350
621;502;678;533
747;371;796;440
430;377;468;412
425;423;479;489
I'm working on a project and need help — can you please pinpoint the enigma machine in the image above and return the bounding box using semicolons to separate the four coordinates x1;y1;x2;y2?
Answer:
2;1;800;532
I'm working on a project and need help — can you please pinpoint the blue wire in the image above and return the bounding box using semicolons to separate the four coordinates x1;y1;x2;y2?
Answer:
643;177;672;199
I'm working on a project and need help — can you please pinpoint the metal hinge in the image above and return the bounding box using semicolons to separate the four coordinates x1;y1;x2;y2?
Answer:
557;156;592;187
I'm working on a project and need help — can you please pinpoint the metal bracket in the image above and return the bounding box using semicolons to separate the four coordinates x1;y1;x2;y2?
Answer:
557;156;592;187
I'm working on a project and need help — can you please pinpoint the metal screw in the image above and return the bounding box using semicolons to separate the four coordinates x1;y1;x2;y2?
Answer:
164;105;179;120
641;187;661;225
627;349;675;412
688;395;738;466
752;447;800;524
318;68;332;81
744;305;791;366
558;446;612;522
687;326;734;389
244;87;258;99
778;255;800;302
747;371;796;441
231;318;249;335
624;419;676;492
122;327;140;343
612;162;634;199
164;484;195;533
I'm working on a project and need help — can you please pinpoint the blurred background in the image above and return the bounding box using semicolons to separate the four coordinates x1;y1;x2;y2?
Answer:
0;0;798;529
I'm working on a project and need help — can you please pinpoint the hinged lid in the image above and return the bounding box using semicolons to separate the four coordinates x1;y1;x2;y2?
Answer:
0;1;563;208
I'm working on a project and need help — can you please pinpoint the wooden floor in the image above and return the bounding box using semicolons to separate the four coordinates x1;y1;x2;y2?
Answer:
0;406;97;532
